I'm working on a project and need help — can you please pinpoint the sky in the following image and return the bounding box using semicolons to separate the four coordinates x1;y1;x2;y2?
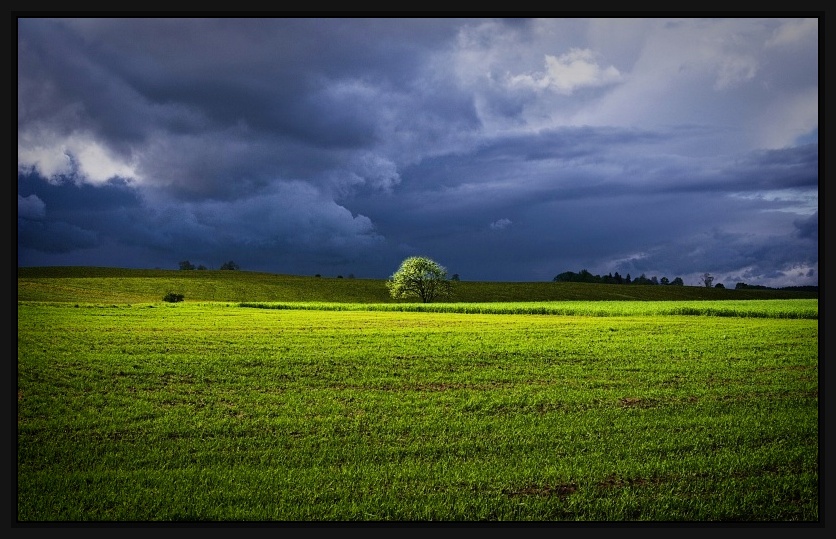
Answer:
17;17;819;288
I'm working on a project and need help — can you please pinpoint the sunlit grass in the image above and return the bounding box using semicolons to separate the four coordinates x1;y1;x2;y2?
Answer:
17;301;818;521
240;299;818;319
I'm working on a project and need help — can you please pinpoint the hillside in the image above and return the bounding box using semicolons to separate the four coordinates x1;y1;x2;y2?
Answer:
17;266;819;304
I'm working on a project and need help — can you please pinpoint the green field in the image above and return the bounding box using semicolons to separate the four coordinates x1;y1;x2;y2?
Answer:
16;268;819;521
16;266;817;304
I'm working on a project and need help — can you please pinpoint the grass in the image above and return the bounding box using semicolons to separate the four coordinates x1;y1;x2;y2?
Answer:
16;268;820;522
240;299;818;319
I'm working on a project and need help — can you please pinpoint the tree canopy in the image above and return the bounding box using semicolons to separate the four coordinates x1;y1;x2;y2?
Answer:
386;256;452;303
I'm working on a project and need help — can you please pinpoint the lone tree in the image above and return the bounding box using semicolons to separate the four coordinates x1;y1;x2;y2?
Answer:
387;256;452;303
220;260;240;270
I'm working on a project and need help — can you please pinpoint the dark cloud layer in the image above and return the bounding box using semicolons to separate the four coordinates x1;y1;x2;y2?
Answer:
18;17;818;287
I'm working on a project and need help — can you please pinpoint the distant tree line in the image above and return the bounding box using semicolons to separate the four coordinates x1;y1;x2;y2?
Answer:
553;269;684;286
734;282;818;292
734;282;769;290
179;260;239;271
553;269;817;292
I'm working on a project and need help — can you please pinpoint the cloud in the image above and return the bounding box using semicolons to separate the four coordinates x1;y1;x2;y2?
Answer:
765;18;818;48
18;194;45;219
506;48;622;96
333;153;402;195
18;219;99;254
129;180;385;270
489;218;512;230
18;125;141;186
713;53;758;90
752;87;818;149
794;211;818;241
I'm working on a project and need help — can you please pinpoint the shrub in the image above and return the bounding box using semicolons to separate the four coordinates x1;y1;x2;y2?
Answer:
163;292;185;303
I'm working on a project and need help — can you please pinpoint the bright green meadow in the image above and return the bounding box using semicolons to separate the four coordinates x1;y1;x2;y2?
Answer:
16;268;819;521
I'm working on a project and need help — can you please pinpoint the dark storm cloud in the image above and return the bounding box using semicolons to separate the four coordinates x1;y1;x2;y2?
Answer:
18;17;818;287
36;18;464;140
19;174;142;254
721;144;819;191
794;211;818;241
18;218;99;254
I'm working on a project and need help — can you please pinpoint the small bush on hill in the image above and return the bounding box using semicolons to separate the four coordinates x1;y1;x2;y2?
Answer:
163;292;185;303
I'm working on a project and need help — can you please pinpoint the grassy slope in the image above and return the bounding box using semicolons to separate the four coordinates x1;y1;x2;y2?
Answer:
17;266;818;304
